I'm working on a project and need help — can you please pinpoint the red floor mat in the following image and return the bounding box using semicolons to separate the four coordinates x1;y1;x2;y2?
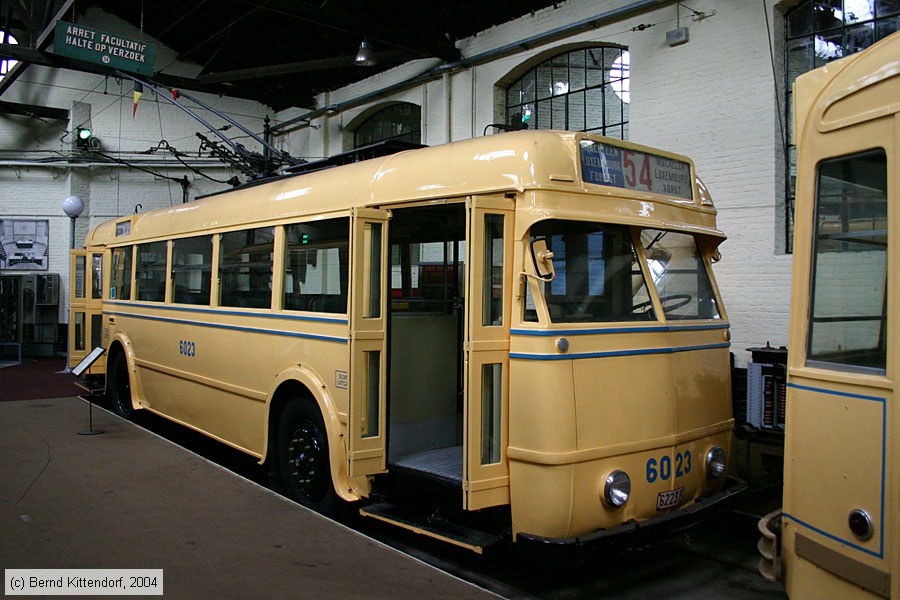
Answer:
0;358;81;401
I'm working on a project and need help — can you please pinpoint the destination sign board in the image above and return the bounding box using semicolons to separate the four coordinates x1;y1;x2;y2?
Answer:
579;140;693;200
53;20;155;76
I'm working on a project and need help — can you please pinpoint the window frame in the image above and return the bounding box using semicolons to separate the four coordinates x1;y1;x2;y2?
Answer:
505;45;630;139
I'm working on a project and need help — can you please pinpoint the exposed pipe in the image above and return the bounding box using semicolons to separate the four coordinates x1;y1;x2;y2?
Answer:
0;160;235;169
270;0;676;134
443;72;451;144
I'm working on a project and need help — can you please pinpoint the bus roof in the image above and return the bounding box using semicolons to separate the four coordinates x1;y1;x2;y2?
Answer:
793;30;900;145
86;130;710;246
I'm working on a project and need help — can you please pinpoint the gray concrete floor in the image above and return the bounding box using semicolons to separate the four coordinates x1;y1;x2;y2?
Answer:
0;396;497;599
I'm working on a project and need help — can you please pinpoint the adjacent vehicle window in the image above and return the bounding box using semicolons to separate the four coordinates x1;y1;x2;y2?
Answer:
808;149;887;374
136;241;168;302
284;218;349;313
110;246;133;301
528;220;652;323
640;229;720;320
172;236;213;305
220;227;275;309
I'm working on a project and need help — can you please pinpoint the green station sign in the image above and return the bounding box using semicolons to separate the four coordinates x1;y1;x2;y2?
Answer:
53;20;155;76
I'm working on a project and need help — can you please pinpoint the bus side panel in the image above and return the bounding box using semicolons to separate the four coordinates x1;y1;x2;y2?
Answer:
783;382;889;597
118;310;348;458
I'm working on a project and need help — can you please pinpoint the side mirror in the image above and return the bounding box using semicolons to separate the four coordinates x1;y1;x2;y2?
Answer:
530;238;555;281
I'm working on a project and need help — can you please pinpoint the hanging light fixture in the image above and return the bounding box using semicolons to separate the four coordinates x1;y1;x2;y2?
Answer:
355;39;376;66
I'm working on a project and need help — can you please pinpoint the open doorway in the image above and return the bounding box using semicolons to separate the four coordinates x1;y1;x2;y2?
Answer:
387;203;466;484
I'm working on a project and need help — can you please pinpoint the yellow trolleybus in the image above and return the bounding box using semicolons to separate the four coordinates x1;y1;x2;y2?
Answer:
69;130;741;553
759;31;899;598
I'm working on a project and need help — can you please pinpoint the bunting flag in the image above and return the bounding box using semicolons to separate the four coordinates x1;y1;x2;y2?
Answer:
132;81;143;118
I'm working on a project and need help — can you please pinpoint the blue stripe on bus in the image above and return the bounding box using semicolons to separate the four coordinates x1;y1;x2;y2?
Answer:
509;341;730;361
104;310;349;344
104;300;348;325
784;382;886;559
510;323;729;337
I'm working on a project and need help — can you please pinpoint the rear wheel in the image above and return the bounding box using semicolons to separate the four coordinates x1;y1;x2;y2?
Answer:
108;351;134;419
277;399;345;517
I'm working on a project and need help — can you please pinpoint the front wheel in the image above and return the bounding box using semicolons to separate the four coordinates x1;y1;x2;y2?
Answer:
277;399;346;518
108;351;135;419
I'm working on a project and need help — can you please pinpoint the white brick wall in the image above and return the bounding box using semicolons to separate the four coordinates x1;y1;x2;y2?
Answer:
276;0;792;366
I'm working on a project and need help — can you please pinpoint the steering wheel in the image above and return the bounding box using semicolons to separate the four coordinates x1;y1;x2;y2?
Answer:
631;293;693;314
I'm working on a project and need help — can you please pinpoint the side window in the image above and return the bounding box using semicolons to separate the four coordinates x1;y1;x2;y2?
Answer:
220;227;275;309
110;246;133;301
136;241;168;302
808;149;887;374
172;236;213;305
284;218;349;313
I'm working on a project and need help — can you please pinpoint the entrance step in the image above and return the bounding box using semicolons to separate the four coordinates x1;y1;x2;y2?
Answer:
359;502;503;554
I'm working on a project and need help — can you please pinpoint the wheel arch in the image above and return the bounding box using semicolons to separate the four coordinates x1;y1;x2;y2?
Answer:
106;333;142;412
264;366;366;502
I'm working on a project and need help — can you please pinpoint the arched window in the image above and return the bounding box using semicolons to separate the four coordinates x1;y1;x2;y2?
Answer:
783;0;899;251
353;103;421;148
0;30;19;81
505;46;629;139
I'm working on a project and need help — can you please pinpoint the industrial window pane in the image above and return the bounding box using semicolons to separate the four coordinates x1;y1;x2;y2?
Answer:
808;150;887;374
284;218;349;314
220;227;274;309
172;236;212;305
481;363;502;465
568;49;586;91
505;45;629;136
110;246;132;301
877;0;900;17
136;241;168;302
363;351;381;438
483;214;504;327
354;103;421;148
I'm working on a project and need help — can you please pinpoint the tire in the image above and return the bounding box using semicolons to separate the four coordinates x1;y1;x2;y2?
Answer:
277;399;345;518
108;351;135;419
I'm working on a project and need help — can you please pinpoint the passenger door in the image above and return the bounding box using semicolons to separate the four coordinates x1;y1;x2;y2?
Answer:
348;208;391;478
68;249;105;370
464;196;514;510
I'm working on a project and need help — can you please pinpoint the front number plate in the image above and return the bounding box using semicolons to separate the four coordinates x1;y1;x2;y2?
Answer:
657;487;684;510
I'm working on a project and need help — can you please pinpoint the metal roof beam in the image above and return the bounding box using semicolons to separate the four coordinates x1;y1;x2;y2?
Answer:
0;0;75;97
237;0;460;62
198;50;420;85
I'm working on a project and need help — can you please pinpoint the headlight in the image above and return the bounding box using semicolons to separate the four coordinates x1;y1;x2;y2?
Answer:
706;446;726;478
603;470;631;508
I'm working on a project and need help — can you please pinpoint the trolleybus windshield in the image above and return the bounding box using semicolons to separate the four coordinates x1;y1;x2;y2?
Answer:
526;220;721;324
